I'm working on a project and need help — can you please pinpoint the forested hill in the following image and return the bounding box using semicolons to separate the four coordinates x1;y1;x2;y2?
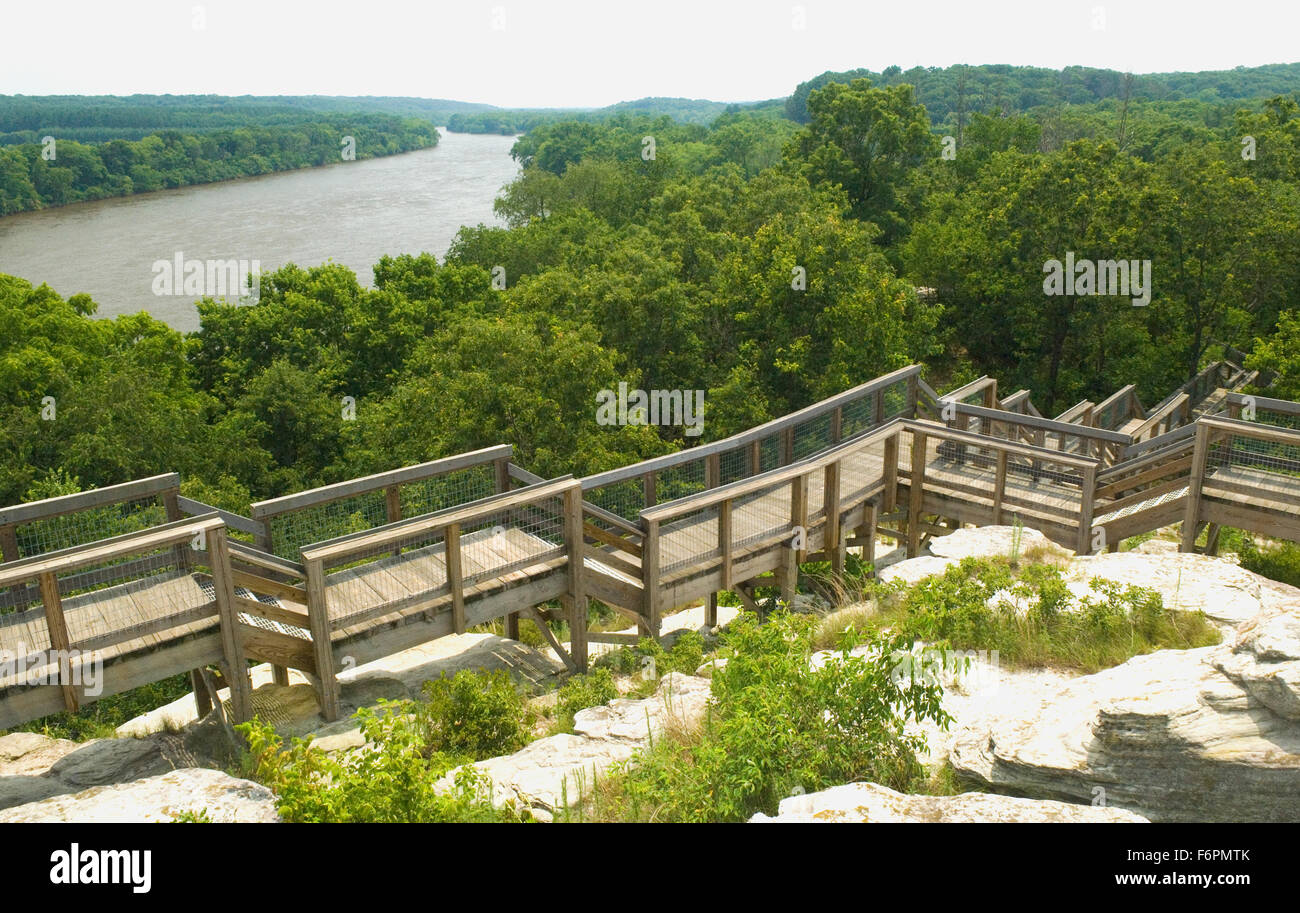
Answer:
786;62;1300;123
0;95;488;144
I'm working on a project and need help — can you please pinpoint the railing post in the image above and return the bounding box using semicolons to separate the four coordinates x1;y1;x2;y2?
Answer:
642;472;656;510
562;486;588;672
781;426;795;466
716;498;732;629
907;429;927;558
304;556;341;722
992;450;1008;525
749;440;762;478
824;459;844;582
445;523;467;635
906;373;920;418
791;473;809;565
498;462;520;640
207;526;254;723
883;433;899;514
830;406;843;444
38;571;79;712
641;518;660;638
1077;464;1097;555
872;389;885;426
706;453;721;490
1181;423;1211;553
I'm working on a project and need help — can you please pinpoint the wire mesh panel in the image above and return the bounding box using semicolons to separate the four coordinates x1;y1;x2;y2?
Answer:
587;479;646;522
11;495;170;561
1208;430;1300;480
793;412;834;460
267;463;499;559
719;447;751;485
1252;407;1300;432
657;459;708;504
319;491;568;631
730;480;794;552
658;505;721;576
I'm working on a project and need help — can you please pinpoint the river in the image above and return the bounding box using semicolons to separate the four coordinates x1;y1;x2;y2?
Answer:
0;129;520;332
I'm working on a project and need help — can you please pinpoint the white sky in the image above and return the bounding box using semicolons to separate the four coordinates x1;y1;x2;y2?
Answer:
3;0;1298;108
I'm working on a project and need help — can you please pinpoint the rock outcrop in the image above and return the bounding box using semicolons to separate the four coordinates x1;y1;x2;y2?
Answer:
950;599;1300;822
749;781;1147;823
440;672;712;816
0;768;280;823
0;710;241;812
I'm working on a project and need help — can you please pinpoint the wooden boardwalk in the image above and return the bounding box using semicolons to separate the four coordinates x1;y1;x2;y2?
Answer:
3;355;1298;727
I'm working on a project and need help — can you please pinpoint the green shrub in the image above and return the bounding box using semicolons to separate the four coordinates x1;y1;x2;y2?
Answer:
1236;535;1300;589
414;669;534;760
576;611;950;822
552;668;619;733
597;628;706;679
888;557;1219;672
237;706;526;823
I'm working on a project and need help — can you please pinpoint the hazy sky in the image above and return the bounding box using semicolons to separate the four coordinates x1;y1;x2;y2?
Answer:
5;0;1298;108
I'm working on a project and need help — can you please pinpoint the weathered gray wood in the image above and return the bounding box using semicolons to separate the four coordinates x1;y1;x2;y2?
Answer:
303;557;341;721
251;446;513;520
908;428;927;558
1180;423;1212;553
0;473;179;527
38;572;79;712
206;527;253;722
563;486;587;671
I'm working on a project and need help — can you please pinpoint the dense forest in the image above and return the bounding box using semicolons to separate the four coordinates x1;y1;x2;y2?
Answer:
0;113;438;214
2;73;1299;521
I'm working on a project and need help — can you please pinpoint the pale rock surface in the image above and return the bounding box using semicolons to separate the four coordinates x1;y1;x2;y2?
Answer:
0;768;280;823
950;600;1300;822
749;781;1147;823
440;672;712;813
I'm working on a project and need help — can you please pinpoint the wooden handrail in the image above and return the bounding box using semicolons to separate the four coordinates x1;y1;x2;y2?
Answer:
0;473;179;528
947;402;1131;444
1054;400;1095;424
640;420;906;522
300;476;579;564
0;514;222;589
1127;393;1190;441
250;446;513;520
1226;392;1300;418
176;497;264;537
1197;416;1300;448
580;364;922;490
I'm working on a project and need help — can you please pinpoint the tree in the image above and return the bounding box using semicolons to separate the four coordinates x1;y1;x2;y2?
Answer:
786;79;938;245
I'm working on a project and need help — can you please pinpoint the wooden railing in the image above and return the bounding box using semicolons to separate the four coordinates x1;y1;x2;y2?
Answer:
939;402;1131;463
0;514;252;727
637;420;905;629
250;445;514;558
299;476;585;720
902;420;1101;554
1091;385;1145;432
579;365;921;522
0;473;182;576
1181;416;1300;550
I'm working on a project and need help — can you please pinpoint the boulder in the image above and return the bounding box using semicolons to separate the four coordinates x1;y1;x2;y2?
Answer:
441;672;713;814
1069;552;1268;626
950;600;1300;822
0;768;280;823
927;526;1057;562
750;781;1147;823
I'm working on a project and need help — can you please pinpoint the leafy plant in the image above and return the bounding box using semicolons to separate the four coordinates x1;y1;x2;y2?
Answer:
413;669;534;760
236;706;526;823
576;611;950;822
